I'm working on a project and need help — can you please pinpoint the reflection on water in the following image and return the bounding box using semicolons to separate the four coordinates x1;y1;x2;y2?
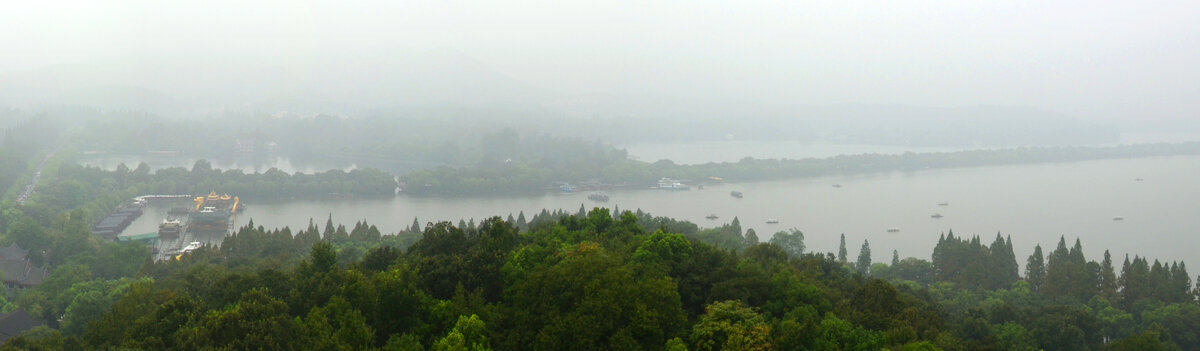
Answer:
120;155;1200;269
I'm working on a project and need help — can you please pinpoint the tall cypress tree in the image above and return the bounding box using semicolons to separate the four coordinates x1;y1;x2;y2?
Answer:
892;250;900;266
1099;250;1119;303
324;214;335;239
1026;244;1046;293
1043;236;1072;298
857;240;872;275
838;234;848;264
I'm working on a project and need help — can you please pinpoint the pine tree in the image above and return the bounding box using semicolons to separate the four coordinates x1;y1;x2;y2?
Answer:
892;250;900;266
411;217;421;233
516;211;527;230
730;217;742;236
324;214;335;239
577;204;586;217
856;240;872;275
838;234;848;264
1025;244;1046;293
1099;250;1119;302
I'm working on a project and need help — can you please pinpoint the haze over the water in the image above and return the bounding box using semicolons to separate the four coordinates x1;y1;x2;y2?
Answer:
1;0;1198;132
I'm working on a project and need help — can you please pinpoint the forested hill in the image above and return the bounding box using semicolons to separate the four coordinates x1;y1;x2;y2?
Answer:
3;208;1194;350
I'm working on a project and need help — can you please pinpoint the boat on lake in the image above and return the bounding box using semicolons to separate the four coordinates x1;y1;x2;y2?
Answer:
765;219;779;224
705;214;719;220
938;202;949;206
587;193;609;202
832;184;842;188
930;213;943;219
730;191;743;198
657;177;690;190
887;227;900;232
1113;216;1124;221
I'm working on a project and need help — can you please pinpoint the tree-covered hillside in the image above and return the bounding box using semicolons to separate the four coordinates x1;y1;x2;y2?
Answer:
2;207;1196;350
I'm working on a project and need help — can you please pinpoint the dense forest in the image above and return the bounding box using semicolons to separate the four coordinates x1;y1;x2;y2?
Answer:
3;207;1197;350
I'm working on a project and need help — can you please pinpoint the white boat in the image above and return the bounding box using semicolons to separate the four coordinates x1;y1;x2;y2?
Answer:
887;227;900;232
765;219;779;224
657;177;690;190
180;241;203;253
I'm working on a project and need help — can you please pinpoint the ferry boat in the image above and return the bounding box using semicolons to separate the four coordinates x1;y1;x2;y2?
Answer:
705;214;719;220
657;178;690;190
887;227;900;233
938;202;949;206
180;241;203;253
930;213;944;219
730;191;743;198
1113;216;1124;221
587;193;610;202
832;184;842;188
765;219;779;224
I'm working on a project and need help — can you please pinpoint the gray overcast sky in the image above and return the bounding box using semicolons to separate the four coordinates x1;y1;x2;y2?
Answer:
1;0;1198;122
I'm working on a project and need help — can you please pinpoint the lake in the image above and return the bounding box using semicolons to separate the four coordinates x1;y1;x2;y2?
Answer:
122;155;1200;269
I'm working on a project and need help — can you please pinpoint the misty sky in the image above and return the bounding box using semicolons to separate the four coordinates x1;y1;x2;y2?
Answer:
2;1;1198;123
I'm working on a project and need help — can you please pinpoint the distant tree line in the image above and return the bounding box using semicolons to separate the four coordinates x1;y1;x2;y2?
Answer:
402;137;1200;196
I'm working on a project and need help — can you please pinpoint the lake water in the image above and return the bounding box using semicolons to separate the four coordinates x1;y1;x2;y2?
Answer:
122;155;1200;269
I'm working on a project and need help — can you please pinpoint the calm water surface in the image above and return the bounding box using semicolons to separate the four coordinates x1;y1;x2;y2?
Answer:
123;155;1200;268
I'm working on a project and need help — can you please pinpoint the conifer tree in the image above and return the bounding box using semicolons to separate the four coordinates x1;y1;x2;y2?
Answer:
324;214;335;239
892;250;900;266
1099;250;1119;302
857;240;872;275
1026;244;1046;293
838;234;848;264
411;218;421;233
